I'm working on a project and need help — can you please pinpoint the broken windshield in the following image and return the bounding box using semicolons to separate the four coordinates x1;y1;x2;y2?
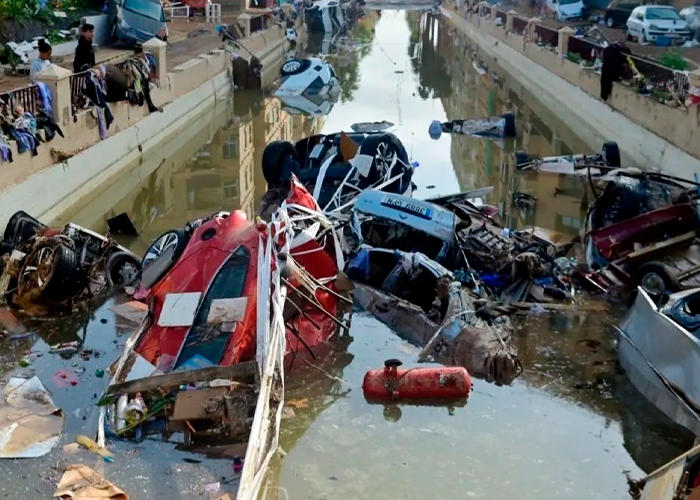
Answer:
123;0;164;20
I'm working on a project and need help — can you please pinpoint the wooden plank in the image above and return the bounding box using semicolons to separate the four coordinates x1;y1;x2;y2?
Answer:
107;361;258;395
625;231;697;262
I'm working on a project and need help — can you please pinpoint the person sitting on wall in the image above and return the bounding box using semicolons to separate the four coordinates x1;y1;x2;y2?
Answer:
74;23;96;73
30;40;52;83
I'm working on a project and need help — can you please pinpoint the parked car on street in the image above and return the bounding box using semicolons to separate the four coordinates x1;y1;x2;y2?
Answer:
626;5;692;45
604;0;639;28
546;0;587;21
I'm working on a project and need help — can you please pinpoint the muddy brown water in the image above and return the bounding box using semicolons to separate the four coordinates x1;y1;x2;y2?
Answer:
0;10;693;500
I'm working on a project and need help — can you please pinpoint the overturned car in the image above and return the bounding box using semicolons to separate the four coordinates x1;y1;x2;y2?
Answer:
109;0;168;45
273;57;339;97
0;211;141;311
261;126;414;211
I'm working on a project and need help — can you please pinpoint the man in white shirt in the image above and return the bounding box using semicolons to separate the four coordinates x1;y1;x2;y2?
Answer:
29;39;52;83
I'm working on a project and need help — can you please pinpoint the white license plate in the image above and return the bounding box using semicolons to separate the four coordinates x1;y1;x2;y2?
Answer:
380;196;432;219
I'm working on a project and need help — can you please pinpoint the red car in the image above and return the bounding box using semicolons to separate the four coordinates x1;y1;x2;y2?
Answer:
127;178;343;374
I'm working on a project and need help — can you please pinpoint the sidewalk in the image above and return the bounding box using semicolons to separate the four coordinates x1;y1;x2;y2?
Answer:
0;17;236;94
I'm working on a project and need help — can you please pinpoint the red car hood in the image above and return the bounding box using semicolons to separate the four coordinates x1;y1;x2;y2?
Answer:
134;180;341;373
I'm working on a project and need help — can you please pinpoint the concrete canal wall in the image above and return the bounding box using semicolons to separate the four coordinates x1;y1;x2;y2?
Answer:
441;3;700;179
0;23;291;229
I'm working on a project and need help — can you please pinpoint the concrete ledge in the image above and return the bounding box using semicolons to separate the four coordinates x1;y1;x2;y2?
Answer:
443;5;700;178
0;71;232;228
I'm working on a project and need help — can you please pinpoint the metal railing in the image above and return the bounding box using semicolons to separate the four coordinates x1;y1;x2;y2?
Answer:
0;84;40;115
535;24;558;47
495;9;507;25
512;16;528;36
628;54;689;102
70;72;89;109
70;59;133;113
567;36;601;63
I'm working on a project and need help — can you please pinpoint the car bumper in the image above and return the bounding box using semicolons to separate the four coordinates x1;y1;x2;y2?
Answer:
647;32;691;43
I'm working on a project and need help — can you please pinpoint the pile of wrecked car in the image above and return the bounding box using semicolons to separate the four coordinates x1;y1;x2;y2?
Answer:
9;106;700;499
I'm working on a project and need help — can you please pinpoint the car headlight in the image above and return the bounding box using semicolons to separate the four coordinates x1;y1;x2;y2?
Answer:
649;24;661;30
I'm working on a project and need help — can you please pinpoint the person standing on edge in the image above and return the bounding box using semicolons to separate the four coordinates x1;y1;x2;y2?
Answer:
30;39;52;83
74;23;96;73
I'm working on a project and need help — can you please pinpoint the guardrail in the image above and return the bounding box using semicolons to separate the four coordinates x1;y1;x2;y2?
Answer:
0;84;40;115
535;24;558;48
495;9;507;25
70;59;133;113
629;54;689;102
512;16;528;36
567;36;601;62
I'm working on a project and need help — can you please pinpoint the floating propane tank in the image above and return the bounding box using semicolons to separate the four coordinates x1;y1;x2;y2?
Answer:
362;359;472;403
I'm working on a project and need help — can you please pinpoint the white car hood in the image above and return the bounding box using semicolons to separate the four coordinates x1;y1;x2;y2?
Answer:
648;19;689;30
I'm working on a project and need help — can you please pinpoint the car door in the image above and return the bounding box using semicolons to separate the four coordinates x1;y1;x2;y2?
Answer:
628;7;642;34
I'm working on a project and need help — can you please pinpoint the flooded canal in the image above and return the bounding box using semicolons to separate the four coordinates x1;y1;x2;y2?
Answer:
0;9;693;500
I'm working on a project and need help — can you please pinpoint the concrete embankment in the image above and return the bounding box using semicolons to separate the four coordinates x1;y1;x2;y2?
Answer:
442;3;700;178
0;23;293;229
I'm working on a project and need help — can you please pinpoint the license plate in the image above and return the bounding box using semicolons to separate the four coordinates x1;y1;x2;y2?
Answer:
380;195;432;219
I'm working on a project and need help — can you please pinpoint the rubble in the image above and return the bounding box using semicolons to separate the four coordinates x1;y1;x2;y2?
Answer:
429;112;516;139
0;211;141;313
54;464;128;500
0;376;64;459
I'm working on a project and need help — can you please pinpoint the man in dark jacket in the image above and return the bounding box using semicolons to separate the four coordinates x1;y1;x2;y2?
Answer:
73;23;96;73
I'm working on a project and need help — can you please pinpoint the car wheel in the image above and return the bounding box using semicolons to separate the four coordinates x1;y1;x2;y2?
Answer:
18;240;82;301
636;262;681;297
262;140;299;186
642;29;648;43
592;184;643;229
142;229;187;270
280;59;311;77
606;16;614;28
106;251;141;287
357;133;410;190
602;141;621;167
626;28;633;41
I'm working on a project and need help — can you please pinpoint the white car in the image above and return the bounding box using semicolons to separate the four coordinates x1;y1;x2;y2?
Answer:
276;91;339;117
626;5;692;44
547;0;586;21
273;57;339;97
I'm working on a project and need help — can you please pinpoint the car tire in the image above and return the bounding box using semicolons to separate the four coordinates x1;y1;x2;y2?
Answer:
626;29;633;41
262;140;299;186
142;229;188;270
357;133;410;189
592;184;643;229
18;239;82;301
602;141;621;167
636;262;681;297
106;251;141;287
280;59;311;76
642;29;648;43
502;112;516;138
606;16;614;28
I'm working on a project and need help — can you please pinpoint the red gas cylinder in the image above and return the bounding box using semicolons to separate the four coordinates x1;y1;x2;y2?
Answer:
362;359;472;402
